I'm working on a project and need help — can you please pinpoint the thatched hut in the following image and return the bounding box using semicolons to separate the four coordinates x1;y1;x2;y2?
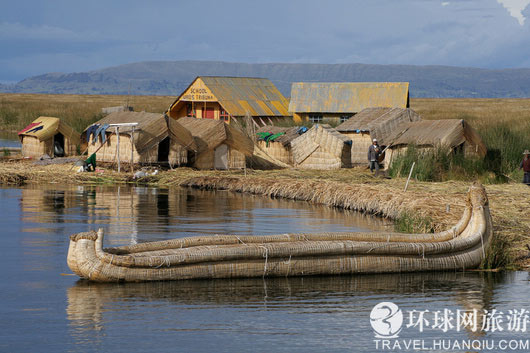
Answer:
336;107;422;166
83;111;195;166
290;124;352;170
18;117;80;158
255;125;303;165
383;119;487;168
177;117;254;170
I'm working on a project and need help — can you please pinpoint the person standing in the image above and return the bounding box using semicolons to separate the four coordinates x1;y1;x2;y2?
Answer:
368;138;381;175
521;149;530;186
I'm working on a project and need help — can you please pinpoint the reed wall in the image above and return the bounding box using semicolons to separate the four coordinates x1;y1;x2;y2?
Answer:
345;132;372;165
296;146;342;170
193;146;246;169
256;141;292;165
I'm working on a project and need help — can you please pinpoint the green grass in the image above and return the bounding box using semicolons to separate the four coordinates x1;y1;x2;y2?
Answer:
394;211;434;233
481;232;513;270
388;145;491;182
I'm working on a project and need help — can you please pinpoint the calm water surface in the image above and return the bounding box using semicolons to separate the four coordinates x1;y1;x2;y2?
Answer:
0;185;528;353
0;131;20;147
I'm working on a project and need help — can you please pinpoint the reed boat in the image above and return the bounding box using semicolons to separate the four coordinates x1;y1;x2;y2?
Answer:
67;182;493;282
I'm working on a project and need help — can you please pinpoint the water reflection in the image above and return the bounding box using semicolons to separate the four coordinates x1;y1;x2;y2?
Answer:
66;272;515;351
20;184;393;246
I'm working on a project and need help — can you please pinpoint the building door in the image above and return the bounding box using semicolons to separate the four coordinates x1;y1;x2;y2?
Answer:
157;137;170;162
214;144;229;169
53;133;65;157
202;107;215;119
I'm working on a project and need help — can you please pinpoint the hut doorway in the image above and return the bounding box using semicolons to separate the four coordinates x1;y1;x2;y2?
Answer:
214;144;229;169
157;137;170;162
53;133;65;157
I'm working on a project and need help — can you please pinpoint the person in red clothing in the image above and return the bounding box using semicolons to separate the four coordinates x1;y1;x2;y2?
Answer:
521;150;530;186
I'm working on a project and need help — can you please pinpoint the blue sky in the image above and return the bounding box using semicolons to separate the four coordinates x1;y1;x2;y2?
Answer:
1;0;530;82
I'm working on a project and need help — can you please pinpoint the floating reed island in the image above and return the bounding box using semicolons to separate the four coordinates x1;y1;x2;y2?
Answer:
67;182;493;282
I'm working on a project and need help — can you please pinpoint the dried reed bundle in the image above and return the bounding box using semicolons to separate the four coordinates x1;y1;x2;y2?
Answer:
291;125;351;169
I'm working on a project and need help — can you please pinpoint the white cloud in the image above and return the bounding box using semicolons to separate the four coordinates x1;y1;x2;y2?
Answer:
497;0;530;25
442;2;450;6
0;22;82;40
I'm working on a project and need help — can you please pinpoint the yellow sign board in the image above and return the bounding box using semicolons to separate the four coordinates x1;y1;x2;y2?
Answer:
180;79;216;101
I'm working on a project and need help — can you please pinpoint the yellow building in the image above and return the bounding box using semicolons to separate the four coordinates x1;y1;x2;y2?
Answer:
289;82;410;124
166;76;291;127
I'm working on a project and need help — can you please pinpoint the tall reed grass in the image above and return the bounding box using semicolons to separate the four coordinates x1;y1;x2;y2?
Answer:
388;145;504;183
0;93;173;133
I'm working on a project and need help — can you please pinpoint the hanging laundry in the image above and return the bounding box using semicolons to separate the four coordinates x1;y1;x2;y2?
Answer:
86;124;100;143
93;124;109;144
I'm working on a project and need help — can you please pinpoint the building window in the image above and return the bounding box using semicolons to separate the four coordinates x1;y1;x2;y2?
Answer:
220;109;230;122
308;114;323;123
187;104;195;117
340;115;351;123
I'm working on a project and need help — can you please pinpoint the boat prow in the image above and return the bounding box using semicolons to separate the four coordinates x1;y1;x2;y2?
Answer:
67;182;493;282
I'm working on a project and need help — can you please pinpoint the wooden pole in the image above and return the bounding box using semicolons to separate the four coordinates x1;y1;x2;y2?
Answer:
130;126;135;173
404;162;415;192
116;126;120;173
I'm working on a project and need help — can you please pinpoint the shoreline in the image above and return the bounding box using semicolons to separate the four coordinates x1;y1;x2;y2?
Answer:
1;158;529;270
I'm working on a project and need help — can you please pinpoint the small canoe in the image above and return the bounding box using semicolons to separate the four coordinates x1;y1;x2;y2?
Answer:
67;182;493;282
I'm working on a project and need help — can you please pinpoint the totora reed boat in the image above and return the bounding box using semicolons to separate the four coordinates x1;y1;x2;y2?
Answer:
67;182;493;282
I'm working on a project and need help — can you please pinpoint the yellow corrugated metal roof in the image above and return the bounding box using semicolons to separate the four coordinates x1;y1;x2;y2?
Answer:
270;100;290;116
169;77;290;117
288;82;409;113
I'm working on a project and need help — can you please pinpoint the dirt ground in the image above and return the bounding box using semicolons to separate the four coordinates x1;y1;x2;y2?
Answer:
1;157;529;269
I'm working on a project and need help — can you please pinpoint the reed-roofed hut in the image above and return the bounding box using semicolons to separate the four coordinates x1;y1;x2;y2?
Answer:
383;119;487;168
177;117;254;170
83;111;195;167
290;124;351;170
336;107;422;166
18;117;80;158
255;125;302;165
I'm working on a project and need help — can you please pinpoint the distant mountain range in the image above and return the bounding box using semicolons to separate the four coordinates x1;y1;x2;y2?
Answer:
2;60;530;98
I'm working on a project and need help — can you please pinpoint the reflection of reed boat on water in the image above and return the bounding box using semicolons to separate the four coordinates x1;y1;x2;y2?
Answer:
67;183;493;282
66;272;496;319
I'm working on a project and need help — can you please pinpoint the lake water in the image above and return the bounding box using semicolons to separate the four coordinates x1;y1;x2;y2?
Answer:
0;131;20;147
0;185;528;353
